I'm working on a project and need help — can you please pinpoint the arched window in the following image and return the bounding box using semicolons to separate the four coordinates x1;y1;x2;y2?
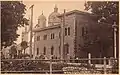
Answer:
43;47;46;55
51;46;54;55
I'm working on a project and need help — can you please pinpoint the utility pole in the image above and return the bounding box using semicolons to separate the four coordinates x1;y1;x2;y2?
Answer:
29;5;34;59
112;22;117;59
60;9;66;60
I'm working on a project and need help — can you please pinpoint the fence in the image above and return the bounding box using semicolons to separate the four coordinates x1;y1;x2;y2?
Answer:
1;58;118;74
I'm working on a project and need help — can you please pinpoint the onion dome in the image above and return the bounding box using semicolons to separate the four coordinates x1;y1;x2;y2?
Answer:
38;11;46;28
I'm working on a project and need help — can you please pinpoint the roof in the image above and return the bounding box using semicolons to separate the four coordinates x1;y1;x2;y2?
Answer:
33;24;61;32
57;10;98;18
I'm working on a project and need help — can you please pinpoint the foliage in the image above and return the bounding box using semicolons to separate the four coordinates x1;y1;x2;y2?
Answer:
111;60;119;74
1;60;117;74
84;1;119;25
1;1;29;47
21;41;28;49
9;44;17;58
81;22;113;58
82;1;119;58
21;41;28;56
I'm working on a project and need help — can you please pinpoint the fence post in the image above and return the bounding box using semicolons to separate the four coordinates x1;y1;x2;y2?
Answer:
108;57;112;66
88;53;91;64
103;57;107;74
50;56;52;74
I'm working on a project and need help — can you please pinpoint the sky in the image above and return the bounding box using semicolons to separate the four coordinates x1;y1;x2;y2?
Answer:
15;1;86;44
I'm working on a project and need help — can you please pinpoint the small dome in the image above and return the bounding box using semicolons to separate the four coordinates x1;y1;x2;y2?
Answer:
38;12;46;28
38;14;46;21
48;5;61;26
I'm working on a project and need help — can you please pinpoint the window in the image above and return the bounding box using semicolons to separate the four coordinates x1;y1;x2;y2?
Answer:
82;27;88;36
53;34;54;39
37;48;39;55
43;47;46;55
43;35;47;40
59;32;61;38
82;27;84;36
51;46;54;55
59;46;61;55
37;36;40;41
66;44;69;54
65;28;67;36
85;27;88;34
64;44;69;54
68;27;70;35
51;33;55;39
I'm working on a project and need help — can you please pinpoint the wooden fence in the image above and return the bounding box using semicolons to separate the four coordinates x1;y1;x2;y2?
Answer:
1;57;118;74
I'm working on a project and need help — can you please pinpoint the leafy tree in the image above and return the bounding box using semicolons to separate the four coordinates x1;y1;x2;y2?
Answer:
81;22;113;58
9;44;17;59
21;41;28;57
83;1;119;58
1;1;29;47
84;1;119;25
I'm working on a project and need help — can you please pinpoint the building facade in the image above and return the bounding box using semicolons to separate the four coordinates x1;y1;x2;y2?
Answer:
33;6;114;59
33;6;95;59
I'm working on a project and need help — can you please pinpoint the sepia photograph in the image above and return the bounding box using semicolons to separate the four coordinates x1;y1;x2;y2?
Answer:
1;0;119;74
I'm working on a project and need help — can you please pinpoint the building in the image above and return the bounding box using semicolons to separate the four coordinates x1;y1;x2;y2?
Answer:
33;5;115;60
33;5;98;59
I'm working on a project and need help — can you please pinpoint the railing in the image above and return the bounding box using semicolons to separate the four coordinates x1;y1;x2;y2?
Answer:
1;58;118;74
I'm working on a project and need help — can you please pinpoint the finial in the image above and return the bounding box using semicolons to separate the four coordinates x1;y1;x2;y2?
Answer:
42;11;43;15
54;4;58;12
55;4;57;8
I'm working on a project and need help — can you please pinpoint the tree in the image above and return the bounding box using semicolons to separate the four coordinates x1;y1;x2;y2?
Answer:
81;22;113;58
1;1;29;47
83;1;119;58
84;1;119;25
9;44;17;59
21;41;28;57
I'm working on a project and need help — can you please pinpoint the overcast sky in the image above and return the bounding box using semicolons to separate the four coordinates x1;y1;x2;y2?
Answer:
15;1;86;44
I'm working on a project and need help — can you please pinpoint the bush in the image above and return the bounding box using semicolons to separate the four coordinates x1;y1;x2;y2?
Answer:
111;60;119;74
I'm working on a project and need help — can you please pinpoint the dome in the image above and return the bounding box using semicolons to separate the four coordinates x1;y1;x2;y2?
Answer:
38;12;46;20
38;12;46;28
48;5;61;26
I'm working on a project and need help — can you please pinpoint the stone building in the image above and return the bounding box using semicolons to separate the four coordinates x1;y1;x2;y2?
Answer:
33;6;114;59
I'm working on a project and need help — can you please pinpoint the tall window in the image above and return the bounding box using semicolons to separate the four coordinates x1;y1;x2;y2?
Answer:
43;47;46;55
37;36;40;41
82;27;88;36
66;44;69;54
82;27;85;36
37;48;39;55
43;35;47;40
59;46;61;55
53;33;55;39
85;27;88;35
51;46;54;55
65;28;67;36
51;33;55;39
59;32;61;38
68;27;70;35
